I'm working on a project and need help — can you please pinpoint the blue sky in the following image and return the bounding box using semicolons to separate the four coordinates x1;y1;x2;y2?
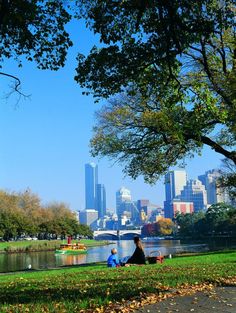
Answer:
0;19;223;211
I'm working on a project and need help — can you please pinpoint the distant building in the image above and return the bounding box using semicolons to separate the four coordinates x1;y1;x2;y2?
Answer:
96;183;106;218
172;200;194;215
198;169;230;205
119;201;139;225
139;209;147;224
85;163;98;209
105;214;118;230
180;179;207;212
79;209;98;230
137;199;150;213
149;207;164;222
116;187;140;227
164;170;187;218
116;187;132;216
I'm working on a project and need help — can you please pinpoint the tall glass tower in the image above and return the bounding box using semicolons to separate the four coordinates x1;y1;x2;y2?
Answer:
85;163;98;209
96;184;106;218
180;179;207;212
164;170;187;218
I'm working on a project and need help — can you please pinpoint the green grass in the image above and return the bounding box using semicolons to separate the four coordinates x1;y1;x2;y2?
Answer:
0;239;110;254
0;251;235;312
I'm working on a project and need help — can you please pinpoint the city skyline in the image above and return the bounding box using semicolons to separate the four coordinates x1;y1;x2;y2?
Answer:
0;20;225;212
163;168;231;218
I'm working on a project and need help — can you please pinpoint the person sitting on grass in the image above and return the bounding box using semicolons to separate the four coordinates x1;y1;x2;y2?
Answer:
126;236;146;265
107;248;120;268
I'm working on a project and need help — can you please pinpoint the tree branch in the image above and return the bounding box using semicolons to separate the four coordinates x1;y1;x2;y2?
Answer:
0;71;30;99
200;135;236;164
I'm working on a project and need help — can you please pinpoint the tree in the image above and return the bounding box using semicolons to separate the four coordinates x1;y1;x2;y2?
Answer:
141;218;174;236
75;0;236;181
141;223;156;237
0;189;81;239
218;158;236;202
175;212;206;238
156;218;174;236
0;0;72;96
205;202;235;234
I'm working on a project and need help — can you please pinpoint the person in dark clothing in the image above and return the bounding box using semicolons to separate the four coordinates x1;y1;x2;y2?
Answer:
126;237;146;265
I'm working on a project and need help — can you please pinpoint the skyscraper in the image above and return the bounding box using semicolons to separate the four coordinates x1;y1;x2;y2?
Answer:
180;179;207;212
79;209;98;230
164;170;187;218
198;169;230;205
116;187;132;216
96;183;106;218
85;162;98;209
116;187;139;226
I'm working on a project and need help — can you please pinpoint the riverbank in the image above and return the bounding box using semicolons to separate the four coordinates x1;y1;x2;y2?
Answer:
0;239;111;254
0;251;235;312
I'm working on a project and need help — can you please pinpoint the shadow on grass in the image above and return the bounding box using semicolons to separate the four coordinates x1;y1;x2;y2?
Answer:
0;280;162;306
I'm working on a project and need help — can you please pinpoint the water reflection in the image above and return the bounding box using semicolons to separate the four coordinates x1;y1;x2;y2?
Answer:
56;254;87;266
0;240;209;273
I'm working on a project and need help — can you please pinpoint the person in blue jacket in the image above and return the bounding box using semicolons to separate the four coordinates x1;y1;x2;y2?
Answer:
107;248;120;267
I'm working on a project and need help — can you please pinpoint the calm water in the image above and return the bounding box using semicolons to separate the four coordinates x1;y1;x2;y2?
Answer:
0;240;209;273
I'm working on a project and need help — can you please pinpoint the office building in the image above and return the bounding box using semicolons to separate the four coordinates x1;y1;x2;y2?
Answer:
116;187;132;216
198;169;230;205
96;183;106;218
180;179;207;212
79;209;98;229
137;199;150;213
164;170;187;218
85;163;98;209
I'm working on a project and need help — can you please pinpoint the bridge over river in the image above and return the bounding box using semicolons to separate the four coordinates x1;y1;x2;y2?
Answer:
94;229;141;239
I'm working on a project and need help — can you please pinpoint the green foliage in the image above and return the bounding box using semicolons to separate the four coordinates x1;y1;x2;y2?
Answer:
75;0;236;180
218;158;236;202
0;0;73;70
175;203;236;238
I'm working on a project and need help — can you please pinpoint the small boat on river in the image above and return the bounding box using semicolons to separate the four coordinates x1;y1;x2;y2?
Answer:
55;237;87;255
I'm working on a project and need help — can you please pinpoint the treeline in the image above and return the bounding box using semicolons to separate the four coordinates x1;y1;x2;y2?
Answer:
0;189;92;241
175;203;236;238
141;203;236;238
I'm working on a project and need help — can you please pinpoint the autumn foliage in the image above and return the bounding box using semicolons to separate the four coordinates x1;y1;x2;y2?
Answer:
0;189;92;240
142;218;174;237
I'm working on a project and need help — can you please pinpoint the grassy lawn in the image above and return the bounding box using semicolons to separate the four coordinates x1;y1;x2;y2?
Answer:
0;251;235;312
0;239;110;253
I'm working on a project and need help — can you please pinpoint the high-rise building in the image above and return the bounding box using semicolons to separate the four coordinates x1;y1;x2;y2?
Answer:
137;199;150;213
164;170;187;218
198;169;230;205
116;187;139;226
116;187;132;216
96;183;106;218
85;163;98;209
79;209;98;229
180;179;207;212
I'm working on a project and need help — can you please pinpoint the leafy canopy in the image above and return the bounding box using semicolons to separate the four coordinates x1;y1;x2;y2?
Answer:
0;0;73;70
75;0;236;181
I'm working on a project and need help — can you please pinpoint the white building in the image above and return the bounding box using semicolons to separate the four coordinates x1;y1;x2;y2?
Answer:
198;169;230;205
79;209;98;229
116;187;132;215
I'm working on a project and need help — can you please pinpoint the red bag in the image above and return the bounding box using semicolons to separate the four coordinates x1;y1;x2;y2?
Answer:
147;250;164;264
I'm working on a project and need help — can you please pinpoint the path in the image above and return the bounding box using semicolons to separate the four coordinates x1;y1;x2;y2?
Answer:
134;287;236;313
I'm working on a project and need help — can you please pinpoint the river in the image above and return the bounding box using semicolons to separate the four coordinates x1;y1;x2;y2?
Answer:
0;239;210;273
